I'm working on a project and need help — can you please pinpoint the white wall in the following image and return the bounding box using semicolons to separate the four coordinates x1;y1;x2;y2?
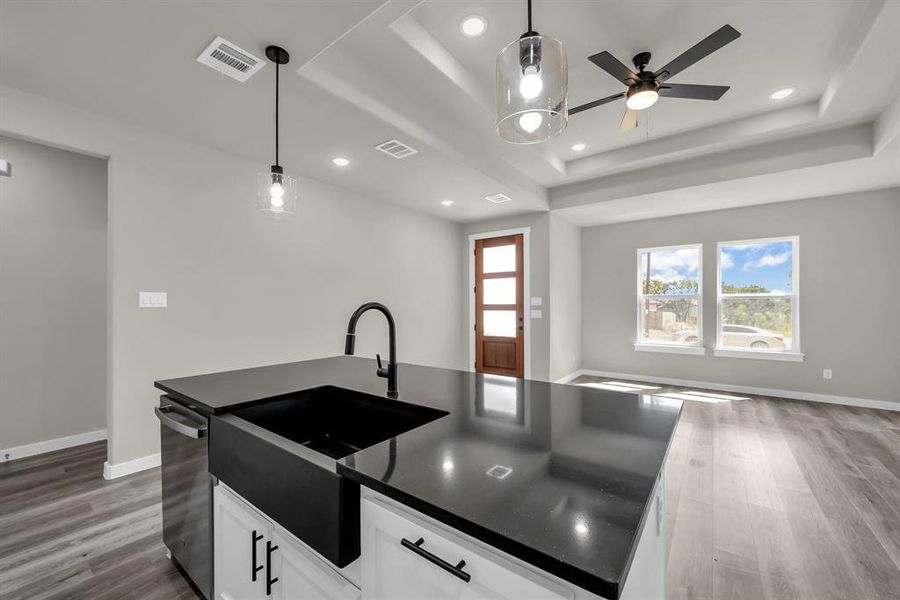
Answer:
1;85;466;466
549;214;581;381
0;136;107;450
581;189;900;405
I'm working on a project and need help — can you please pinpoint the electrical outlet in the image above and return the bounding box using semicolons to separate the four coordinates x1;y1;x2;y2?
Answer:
823;369;833;380
139;291;167;308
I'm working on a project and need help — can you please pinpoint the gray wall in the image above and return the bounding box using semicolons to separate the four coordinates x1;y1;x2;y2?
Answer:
2;85;466;466
581;188;900;404
0;136;107;449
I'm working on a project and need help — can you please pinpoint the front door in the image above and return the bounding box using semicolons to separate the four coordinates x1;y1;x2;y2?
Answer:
474;234;524;378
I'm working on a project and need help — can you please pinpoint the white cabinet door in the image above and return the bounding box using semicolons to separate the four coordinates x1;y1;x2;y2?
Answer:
214;486;272;600
273;528;361;600
361;496;571;600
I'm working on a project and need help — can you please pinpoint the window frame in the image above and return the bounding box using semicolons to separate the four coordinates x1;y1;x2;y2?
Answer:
715;235;804;362
634;243;705;356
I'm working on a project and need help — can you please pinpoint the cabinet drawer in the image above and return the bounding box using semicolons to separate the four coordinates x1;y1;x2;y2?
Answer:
361;496;572;600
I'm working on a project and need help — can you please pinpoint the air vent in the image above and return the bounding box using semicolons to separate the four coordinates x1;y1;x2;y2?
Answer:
484;193;512;204
375;139;418;159
197;36;264;82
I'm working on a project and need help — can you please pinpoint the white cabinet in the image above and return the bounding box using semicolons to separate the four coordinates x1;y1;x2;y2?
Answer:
360;495;573;600
213;485;360;600
274;528;361;600
215;485;272;600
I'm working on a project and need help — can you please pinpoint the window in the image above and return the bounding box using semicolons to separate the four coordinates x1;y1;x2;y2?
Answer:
636;244;703;354
716;237;802;360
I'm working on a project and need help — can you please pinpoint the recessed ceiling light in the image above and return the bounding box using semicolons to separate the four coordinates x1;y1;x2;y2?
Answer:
571;143;587;152
331;157;350;167
441;200;454;207
460;15;487;37
769;88;794;100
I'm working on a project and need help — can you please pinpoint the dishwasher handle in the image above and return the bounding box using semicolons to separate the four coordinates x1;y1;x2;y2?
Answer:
155;404;207;439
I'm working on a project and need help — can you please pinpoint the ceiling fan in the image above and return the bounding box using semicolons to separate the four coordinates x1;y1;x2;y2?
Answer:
570;25;741;133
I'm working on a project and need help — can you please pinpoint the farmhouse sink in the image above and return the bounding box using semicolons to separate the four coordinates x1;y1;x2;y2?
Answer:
208;385;447;567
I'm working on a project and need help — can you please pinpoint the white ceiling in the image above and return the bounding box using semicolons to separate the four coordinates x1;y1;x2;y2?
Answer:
1;0;898;225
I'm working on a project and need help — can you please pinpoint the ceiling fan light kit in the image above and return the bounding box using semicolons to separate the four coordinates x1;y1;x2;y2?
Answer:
496;0;568;144
257;44;298;217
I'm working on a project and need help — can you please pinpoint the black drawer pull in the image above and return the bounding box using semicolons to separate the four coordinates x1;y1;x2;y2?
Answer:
251;530;263;582
401;537;471;583
266;540;279;596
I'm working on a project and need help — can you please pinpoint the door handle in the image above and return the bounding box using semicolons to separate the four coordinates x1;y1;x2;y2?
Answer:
154;405;207;439
265;540;279;596
251;530;263;582
401;537;471;583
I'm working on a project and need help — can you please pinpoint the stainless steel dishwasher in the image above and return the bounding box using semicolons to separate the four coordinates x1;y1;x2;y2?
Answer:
156;396;212;599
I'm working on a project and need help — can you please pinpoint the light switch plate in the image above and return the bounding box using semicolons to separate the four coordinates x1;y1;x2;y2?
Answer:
530;309;542;319
823;369;832;379
530;297;542;306
139;291;167;308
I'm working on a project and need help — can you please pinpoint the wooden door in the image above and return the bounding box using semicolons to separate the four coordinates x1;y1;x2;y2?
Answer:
474;234;524;378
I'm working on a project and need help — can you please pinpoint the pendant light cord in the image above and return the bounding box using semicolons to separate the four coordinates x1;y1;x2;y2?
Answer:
527;0;533;33
275;62;280;166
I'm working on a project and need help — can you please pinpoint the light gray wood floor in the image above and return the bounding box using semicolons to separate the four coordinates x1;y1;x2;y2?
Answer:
2;386;899;600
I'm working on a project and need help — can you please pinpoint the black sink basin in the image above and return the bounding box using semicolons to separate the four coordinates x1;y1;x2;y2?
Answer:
208;385;447;568
230;385;448;459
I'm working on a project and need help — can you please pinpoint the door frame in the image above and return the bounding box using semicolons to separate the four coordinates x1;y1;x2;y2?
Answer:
467;227;531;379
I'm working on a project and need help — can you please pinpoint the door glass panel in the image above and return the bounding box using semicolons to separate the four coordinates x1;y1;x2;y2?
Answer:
483;277;516;304
483;244;516;273
483;310;516;337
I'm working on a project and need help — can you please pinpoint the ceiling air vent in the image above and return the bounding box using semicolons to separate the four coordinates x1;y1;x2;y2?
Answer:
484;193;512;204
196;36;264;82
375;139;418;159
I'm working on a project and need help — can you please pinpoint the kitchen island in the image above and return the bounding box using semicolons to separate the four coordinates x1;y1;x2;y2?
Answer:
156;356;682;600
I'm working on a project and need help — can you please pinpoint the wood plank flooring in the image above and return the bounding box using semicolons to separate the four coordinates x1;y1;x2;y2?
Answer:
2;387;899;600
0;442;197;600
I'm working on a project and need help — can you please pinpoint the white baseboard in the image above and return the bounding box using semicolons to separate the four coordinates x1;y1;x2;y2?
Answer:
555;368;900;413
103;453;161;480
1;429;107;462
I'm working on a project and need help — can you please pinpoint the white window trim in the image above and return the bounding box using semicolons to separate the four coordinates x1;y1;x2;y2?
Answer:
715;236;803;361
635;243;703;354
634;343;708;356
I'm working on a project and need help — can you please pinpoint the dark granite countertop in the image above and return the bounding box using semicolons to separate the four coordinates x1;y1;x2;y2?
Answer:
155;356;682;599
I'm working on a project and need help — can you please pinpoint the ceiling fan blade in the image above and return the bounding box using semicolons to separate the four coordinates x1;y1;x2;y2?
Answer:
570;92;626;115
588;51;639;85
659;83;730;100
619;108;637;133
654;24;741;82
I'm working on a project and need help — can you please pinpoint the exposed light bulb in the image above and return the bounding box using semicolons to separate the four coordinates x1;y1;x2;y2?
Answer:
519;65;543;100
519;111;543;133
626;89;659;110
269;181;285;199
269;194;284;209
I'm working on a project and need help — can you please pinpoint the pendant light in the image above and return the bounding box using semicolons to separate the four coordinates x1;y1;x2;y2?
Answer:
496;0;567;144
257;45;298;216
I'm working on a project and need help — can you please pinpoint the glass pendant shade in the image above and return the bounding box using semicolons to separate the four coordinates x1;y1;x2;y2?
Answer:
256;166;297;216
496;34;567;144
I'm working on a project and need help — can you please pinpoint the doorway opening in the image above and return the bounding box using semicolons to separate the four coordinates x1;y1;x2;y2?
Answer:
468;229;530;378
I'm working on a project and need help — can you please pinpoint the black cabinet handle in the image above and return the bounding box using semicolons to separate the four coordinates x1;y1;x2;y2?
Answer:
265;540;279;596
401;537;471;583
251;530;263;582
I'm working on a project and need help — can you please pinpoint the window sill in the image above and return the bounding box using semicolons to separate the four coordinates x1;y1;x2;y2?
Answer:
634;343;707;356
713;348;805;362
